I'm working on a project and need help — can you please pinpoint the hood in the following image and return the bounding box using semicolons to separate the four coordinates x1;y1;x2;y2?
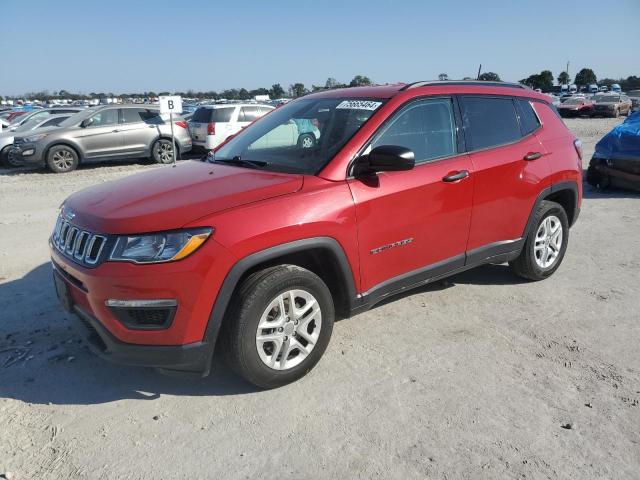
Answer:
13;126;62;140
62;161;303;234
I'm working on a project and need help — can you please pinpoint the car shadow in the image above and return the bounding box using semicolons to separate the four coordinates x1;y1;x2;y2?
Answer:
0;263;261;406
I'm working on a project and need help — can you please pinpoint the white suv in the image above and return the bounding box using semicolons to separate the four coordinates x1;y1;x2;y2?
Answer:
189;104;275;150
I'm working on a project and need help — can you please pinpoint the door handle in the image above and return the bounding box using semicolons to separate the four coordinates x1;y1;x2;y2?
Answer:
523;151;542;161
442;170;470;182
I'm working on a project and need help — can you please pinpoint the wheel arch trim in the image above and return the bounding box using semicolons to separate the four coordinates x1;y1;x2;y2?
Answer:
200;237;357;366
523;180;580;238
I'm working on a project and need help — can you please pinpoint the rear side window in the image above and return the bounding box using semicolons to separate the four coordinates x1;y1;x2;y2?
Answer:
515;99;541;135
238;106;260;122
121;108;162;124
192;107;235;123
370;98;457;164
460;97;521;151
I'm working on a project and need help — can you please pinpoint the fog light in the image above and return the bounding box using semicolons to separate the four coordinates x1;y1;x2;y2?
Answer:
22;149;35;156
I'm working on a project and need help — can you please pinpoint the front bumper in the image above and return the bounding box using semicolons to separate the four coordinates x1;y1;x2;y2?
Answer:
9;142;45;165
49;234;236;376
72;299;213;377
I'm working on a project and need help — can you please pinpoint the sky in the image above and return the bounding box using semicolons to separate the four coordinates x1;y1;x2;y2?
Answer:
1;0;639;96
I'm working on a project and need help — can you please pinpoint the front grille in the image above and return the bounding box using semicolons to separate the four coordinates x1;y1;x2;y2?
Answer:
52;216;107;267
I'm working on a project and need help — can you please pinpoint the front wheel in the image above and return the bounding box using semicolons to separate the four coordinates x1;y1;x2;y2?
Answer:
0;145;17;168
509;200;569;281
223;265;334;388
46;145;79;173
152;139;176;164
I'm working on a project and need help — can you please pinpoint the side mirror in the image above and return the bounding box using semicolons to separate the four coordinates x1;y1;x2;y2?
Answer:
353;145;415;176
80;118;93;128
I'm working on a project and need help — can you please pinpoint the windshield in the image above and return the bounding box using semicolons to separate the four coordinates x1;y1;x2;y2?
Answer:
594;95;619;103
564;98;583;105
213;97;385;174
14;117;48;132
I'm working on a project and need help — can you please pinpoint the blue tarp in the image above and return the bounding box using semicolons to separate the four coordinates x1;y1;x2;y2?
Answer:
594;111;640;160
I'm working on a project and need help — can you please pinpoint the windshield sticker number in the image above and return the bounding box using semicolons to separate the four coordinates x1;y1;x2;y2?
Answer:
336;100;382;111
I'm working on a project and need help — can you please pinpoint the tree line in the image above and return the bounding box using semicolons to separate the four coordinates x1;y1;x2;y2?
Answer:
2;75;376;102
4;71;639;101
519;67;640;91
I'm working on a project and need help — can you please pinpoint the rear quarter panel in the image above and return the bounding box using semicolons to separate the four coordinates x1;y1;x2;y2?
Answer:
533;102;583;208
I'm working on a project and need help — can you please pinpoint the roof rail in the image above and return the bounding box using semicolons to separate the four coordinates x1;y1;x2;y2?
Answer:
400;80;528;91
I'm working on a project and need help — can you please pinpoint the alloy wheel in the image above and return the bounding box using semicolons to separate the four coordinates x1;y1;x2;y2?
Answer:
52;150;74;170
534;215;563;268
255;289;322;370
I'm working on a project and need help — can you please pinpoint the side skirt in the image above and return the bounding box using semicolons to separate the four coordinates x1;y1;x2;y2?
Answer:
351;238;524;313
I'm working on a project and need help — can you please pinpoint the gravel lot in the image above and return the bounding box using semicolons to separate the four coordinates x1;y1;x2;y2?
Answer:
1;117;639;479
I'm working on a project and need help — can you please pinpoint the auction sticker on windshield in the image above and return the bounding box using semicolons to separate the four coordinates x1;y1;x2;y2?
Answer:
336;100;382;110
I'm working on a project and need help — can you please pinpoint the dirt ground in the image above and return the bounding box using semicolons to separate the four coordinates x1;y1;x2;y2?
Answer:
1;117;638;479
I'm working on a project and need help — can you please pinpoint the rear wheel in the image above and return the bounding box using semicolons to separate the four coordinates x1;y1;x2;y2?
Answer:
510;200;569;281
152;139;176;164
46;145;79;173
297;133;316;149
223;265;334;388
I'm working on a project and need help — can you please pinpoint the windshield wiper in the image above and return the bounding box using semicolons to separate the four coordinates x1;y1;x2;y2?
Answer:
215;156;270;169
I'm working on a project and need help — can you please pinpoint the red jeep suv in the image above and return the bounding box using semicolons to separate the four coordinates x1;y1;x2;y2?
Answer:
50;81;582;387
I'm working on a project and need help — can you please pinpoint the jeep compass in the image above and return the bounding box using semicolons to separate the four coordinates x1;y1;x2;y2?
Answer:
50;81;582;387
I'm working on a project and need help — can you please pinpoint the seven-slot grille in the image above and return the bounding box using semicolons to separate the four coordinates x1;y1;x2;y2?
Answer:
52;216;107;266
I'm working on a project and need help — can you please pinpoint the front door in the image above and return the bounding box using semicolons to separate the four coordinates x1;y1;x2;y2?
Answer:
348;97;473;294
80;108;122;158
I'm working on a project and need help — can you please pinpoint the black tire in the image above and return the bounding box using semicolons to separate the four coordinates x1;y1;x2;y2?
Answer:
223;265;334;388
297;133;316;149
46;145;79;173
152;139;177;164
0;145;16;168
509;200;569;281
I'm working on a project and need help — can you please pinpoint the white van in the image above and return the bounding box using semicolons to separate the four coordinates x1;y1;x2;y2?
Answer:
189;104;275;150
588;84;598;94
611;84;621;93
569;84;578;94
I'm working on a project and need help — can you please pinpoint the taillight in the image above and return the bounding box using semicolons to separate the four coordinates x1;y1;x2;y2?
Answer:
207;122;216;135
175;121;188;129
573;139;583;160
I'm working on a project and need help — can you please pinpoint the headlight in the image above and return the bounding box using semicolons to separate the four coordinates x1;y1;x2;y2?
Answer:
22;133;49;142
109;227;212;264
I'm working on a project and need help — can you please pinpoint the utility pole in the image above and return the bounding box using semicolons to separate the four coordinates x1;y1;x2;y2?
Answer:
566;61;570;84
476;64;482;80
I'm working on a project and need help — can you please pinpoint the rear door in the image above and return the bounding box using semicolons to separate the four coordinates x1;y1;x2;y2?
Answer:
119;108;160;155
79;108;122;158
348;97;474;293
460;96;550;254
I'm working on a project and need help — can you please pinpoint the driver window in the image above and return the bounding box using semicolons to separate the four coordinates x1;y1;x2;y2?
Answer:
89;109;118;127
369;98;457;164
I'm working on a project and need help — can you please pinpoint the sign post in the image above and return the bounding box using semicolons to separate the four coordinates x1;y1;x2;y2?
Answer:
159;95;183;167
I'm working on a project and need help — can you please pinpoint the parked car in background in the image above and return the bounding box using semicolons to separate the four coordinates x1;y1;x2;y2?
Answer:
188;104;274;150
599;85;609;92
610;84;621;93
50;81;583;387
0;118;9;130
627;90;640;112
557;97;594;117
588;84;599;94
7;107;83;129
591;94;633;118
9;105;192;173
0;114;72;167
